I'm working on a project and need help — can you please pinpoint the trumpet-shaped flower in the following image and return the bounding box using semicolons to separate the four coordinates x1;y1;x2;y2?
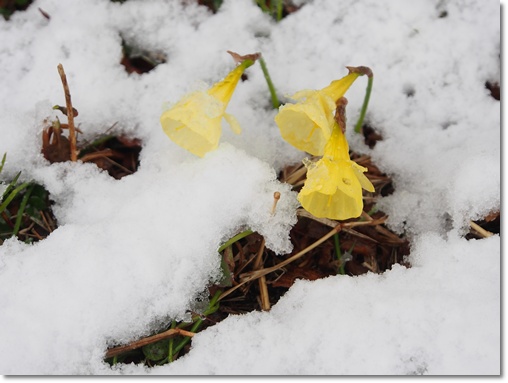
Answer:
298;122;375;220
274;70;360;156
160;60;253;157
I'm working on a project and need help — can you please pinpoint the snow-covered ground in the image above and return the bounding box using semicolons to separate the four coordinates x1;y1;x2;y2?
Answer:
0;0;500;375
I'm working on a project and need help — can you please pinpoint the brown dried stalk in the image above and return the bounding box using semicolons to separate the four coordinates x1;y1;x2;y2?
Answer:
105;328;195;359
220;223;343;301
253;238;270;311
469;221;494;238
57;64;77;161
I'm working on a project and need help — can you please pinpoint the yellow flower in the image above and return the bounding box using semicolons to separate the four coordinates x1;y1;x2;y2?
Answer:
274;70;360;156
297;122;375;220
160;60;253;157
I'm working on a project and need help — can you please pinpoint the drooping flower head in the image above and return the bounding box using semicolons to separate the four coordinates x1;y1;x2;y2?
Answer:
274;68;361;156
297;98;375;220
160;59;254;157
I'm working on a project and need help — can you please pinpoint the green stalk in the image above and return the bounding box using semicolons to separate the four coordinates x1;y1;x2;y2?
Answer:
275;0;283;21
354;75;374;134
168;320;176;363
256;0;269;12
0;153;6;174
171;290;222;358
13;183;34;236
2;171;21;199
0;181;30;215
218;229;253;253
333;233;346;275
258;56;280;109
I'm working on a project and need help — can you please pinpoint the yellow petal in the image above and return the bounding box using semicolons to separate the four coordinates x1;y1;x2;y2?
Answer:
322;121;350;161
207;60;251;105
320;72;360;100
161;61;251;157
275;71;360;156
298;157;365;220
352;162;375;192
290;89;317;101
223;113;242;134
275;92;336;156
297;122;374;220
160;91;223;157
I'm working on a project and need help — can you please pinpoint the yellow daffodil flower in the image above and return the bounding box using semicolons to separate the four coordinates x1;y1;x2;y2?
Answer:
274;69;361;156
160;59;253;157
298;121;375;220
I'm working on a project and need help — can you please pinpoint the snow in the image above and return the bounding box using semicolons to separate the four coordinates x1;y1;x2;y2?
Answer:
0;0;500;376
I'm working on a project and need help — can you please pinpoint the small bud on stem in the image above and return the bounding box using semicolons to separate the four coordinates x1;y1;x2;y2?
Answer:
271;191;281;215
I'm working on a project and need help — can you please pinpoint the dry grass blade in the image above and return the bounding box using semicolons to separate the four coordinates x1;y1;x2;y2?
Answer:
469;220;494;238
56;64;77;162
284;165;307;185
220;223;342;301
105;328;195;359
253;238;270;310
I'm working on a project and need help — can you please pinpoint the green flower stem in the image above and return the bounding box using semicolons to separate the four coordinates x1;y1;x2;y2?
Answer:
354;75;373;134
218;229;253;253
171;290;222;358
13;183;34;236
258;56;280;109
168;320;176;363
333;233;346;275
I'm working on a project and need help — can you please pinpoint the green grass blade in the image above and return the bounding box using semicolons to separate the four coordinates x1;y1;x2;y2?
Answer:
218;229;253;253
0;181;30;215
275;0;283;21
171;290;222;358
2;171;22;199
12;183;35;236
256;0;269;12
0;153;6;174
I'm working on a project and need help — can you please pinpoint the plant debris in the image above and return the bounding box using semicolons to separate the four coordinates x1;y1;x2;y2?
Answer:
485;81;500;101
0;0;32;20
466;211;500;240
0;178;57;245
361;123;384;149
104;150;411;367
42;65;142;179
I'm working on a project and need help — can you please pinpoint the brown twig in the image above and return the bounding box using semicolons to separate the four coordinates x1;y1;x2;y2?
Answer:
105;328;195;359
253;238;270;311
469;221;494;238
284;165;307;185
38;210;53;233
57;64;77;162
220;223;343;301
